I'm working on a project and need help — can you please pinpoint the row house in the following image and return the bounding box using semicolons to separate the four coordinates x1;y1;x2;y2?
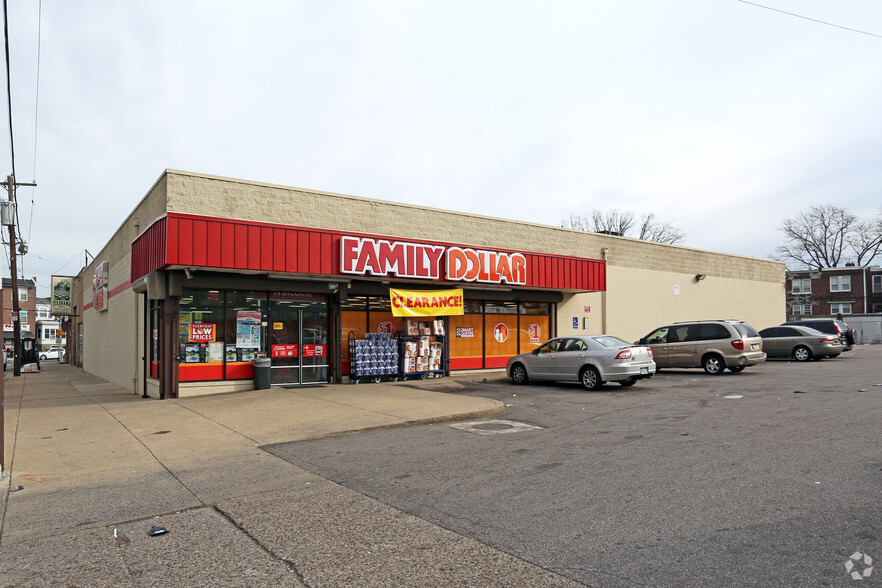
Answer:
786;265;882;320
2;277;38;351
36;297;66;351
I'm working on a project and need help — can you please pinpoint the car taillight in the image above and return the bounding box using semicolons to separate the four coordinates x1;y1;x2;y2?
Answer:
731;339;744;350
647;348;653;358
615;350;632;360
819;337;837;343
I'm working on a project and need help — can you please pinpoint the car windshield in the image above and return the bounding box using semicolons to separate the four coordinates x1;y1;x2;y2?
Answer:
732;323;759;338
591;336;630;348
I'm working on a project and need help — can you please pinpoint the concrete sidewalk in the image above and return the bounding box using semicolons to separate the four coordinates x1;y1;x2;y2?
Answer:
1;363;580;587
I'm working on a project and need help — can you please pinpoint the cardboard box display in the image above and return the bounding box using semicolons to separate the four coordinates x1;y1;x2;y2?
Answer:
402;320;420;336
433;320;445;336
420;322;433;336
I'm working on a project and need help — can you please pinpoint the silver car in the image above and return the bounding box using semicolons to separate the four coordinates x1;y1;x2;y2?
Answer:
506;335;656;391
759;325;842;361
637;319;766;375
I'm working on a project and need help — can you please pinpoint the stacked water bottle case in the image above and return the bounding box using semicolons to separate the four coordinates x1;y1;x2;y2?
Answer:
349;332;400;381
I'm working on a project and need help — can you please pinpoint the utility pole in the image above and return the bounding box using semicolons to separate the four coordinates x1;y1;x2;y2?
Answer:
1;175;36;475
5;174;25;377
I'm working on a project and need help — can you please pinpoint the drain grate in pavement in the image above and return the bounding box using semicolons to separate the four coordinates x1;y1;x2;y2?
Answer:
449;419;544;435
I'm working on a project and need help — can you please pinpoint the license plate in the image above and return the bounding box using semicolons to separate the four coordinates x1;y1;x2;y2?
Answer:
751;344;759;350
640;367;648;374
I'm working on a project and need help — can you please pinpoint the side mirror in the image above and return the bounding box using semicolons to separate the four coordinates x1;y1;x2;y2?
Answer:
532;348;540;355
637;338;646;344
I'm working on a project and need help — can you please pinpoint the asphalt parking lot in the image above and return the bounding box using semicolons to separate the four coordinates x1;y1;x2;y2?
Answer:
267;345;882;587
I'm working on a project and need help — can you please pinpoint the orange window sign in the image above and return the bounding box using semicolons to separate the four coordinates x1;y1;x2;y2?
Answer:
189;323;216;342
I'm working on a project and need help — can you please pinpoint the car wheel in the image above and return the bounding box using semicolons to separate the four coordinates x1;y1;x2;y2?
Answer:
728;365;745;373
510;363;529;385
40;354;47;360
702;354;725;375
619;377;637;387
579;366;602;391
793;346;812;362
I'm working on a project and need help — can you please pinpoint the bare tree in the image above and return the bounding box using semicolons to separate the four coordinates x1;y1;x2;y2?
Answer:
775;204;882;268
563;209;685;244
848;216;882;266
636;213;685;245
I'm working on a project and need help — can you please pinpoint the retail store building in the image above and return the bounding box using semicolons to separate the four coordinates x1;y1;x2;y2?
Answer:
71;170;785;398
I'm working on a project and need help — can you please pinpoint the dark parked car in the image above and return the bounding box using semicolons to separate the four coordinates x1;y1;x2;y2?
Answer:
782;319;854;351
759;325;842;361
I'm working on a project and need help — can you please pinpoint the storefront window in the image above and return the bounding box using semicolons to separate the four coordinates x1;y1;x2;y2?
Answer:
449;300;551;370
368;296;397;336
178;289;226;381
341;296;369;371
225;291;267;379
485;301;519;368
449;312;485;370
521;302;550;315
485;301;518;314
176;288;331;384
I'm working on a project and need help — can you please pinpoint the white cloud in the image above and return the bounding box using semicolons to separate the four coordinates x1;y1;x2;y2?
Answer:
3;0;882;294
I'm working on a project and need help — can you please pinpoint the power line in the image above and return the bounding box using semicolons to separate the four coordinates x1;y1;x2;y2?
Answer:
3;0;16;179
27;1;41;245
736;0;882;39
31;0;40;183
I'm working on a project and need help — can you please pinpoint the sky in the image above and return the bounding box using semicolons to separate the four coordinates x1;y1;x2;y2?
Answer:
2;0;881;297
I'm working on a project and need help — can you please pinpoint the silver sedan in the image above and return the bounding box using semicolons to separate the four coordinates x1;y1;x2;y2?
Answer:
506;335;656;391
759;325;843;361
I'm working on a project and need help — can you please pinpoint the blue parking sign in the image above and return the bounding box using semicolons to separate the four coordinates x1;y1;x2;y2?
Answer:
573;317;578;328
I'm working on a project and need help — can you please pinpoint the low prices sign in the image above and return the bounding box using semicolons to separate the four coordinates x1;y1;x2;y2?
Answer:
272;344;298;358
389;288;464;317
189;323;216;342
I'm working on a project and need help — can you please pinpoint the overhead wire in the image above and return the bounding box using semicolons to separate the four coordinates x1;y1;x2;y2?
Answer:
2;0;16;180
736;0;882;39
26;0;40;246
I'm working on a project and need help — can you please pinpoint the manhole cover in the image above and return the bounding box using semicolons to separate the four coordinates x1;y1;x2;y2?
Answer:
472;422;514;431
449;419;543;435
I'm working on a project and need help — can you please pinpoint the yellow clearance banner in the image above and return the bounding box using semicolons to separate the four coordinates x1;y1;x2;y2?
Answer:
390;288;465;317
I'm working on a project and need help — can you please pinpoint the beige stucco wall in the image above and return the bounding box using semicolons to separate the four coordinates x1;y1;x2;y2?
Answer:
78;169;785;393
78;175;169;393
80;250;142;393
556;266;785;343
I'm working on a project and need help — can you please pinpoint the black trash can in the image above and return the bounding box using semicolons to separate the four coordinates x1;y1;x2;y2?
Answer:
251;358;271;390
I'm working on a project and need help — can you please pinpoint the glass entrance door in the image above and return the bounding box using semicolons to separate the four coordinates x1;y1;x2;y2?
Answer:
269;294;329;385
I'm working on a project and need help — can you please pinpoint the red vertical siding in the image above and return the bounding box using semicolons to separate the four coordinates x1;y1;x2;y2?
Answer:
285;230;298;272
297;231;310;273
130;212;606;292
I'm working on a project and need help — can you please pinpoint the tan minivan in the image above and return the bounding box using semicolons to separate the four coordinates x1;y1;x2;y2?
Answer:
636;320;766;375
